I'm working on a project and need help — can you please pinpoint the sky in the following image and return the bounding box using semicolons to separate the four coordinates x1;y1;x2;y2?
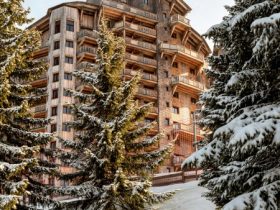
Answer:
23;0;234;49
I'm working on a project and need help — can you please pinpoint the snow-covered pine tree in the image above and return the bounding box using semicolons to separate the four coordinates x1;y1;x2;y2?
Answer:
58;20;172;210
0;0;56;209
182;1;280;209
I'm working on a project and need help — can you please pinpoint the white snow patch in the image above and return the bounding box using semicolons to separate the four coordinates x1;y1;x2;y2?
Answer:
152;181;215;210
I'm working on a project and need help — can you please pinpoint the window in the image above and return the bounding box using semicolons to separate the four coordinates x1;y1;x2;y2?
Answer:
62;123;71;132
53;73;59;82
65;56;73;64
164;71;169;78
144;118;154;123
55;20;60;34
167;134;170;140
63;106;71;114
172;62;178;68
51;106;57;116
166;102;170;107
173;92;179;98
63;89;71;97
66;40;74;48
52;89;58;99
48;177;55;186
164;118;170;126
64;73;72;80
191;98;197;104
66;20;74;32
166;86;169;92
173;122;180;129
53;57;60;66
172;106;179;114
144;0;148;5
190;68;196;75
172;33;177;39
61;180;69;187
50;141;56;150
50;124;57;133
54;41;60;50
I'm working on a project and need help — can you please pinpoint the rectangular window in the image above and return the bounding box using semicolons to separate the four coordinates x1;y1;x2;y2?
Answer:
164;118;170;126
63;89;71;97
164;71;169;78
144;118;153;123
63;106;72;114
66;20;74;32
50;141;56;150
61;180;69;187
65;56;73;64
51;106;57;116
48;177;55;186
53;57;60;66
190;68;196;75
54;41;60;50
173;122;180;129
191;98;197;104
66;40;74;48
173;92;179;98
64;72;72;80
172;33;177;39
53;73;59;82
172;106;179;114
166;86;169;92
52;89;58;99
62;123;71;132
166;102;170;107
172;62;178;68
55;20;60;34
50;124;57;133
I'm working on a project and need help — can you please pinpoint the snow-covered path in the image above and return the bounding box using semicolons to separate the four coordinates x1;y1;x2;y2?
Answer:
152;181;215;210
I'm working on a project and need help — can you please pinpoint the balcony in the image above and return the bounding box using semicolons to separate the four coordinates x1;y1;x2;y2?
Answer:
123;69;157;84
76;61;96;71
33;42;49;57
32;104;47;118
137;87;157;100
30;71;47;88
77;29;98;44
170;14;190;32
171;75;205;95
173;123;202;136
125;53;157;68
114;22;156;38
160;43;204;64
77;46;97;61
125;37;156;52
89;0;158;21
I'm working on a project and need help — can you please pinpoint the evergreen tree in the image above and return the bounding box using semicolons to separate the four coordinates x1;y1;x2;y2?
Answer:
59;20;172;210
0;0;55;209
182;1;280;209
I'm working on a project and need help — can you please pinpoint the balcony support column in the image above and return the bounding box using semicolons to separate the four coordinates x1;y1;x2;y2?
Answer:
171;54;177;66
123;15;126;39
182;30;191;45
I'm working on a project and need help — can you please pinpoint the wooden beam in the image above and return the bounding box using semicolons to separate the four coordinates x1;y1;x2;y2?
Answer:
171;54;177;66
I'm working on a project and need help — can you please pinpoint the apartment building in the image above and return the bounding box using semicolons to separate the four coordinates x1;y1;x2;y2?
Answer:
30;0;211;186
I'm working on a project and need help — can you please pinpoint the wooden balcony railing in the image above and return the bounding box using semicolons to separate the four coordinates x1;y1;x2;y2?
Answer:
171;76;205;91
89;0;158;21
77;29;98;40
125;53;157;66
76;61;96;70
160;43;204;62
114;21;157;37
137;87;157;98
77;46;97;56
173;123;202;136
123;69;157;82
170;14;190;26
125;37;156;51
32;104;46;113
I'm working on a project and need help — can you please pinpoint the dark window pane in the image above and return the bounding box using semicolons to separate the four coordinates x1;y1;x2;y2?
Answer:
66;20;74;32
65;56;73;64
54;41;60;50
66;40;74;48
55;20;60;34
53;57;60;66
51;107;57;116
52;89;58;99
53;73;59;82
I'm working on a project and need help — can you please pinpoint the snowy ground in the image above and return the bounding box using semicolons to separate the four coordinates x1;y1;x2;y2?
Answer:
152;181;215;210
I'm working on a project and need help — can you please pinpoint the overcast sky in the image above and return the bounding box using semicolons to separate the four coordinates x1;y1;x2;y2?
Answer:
23;0;234;49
